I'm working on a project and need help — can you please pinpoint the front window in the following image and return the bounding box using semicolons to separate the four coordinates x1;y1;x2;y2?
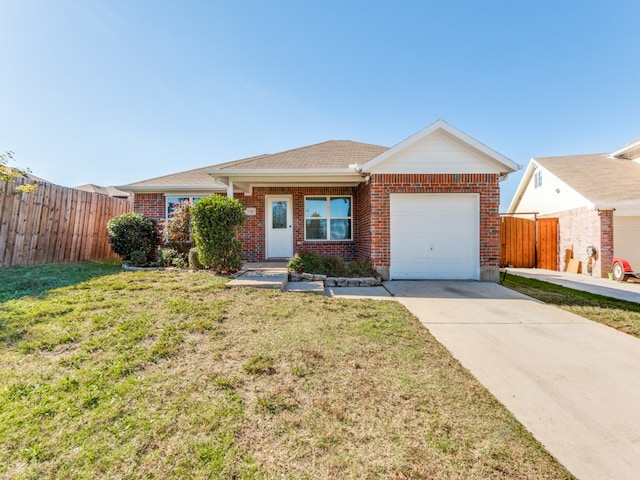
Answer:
304;196;352;241
166;197;201;220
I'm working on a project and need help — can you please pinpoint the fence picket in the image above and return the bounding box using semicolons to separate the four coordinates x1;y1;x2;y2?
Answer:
0;178;132;267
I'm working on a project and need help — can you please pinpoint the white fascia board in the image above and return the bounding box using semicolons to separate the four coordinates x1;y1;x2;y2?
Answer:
595;199;640;214
611;138;640;159
212;171;363;186
506;160;537;213
239;181;361;187
116;185;226;193
208;168;357;176
362;119;521;173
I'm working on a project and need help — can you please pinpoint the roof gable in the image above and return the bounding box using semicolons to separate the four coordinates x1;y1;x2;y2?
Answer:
509;153;640;213
362;120;519;175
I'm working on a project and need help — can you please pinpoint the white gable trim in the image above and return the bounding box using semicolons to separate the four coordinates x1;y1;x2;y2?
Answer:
507;160;538;213
507;159;593;214
362;119;520;174
611;137;640;160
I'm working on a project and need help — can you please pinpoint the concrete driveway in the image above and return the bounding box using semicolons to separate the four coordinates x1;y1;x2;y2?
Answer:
384;280;640;480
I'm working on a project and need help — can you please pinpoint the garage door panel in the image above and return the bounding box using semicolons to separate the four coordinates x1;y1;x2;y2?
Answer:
390;194;479;280
614;216;640;270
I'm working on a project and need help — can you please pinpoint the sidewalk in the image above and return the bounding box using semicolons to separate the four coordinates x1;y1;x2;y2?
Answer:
505;267;640;303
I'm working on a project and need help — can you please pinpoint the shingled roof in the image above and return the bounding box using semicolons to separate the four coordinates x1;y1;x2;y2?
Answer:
123;140;387;189
534;153;640;206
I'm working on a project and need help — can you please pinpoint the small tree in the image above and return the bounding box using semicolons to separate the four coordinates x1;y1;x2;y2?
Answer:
161;201;192;255
191;195;245;272
0;151;38;194
107;212;158;264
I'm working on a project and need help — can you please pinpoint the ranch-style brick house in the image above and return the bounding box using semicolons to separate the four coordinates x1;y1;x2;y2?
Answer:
119;120;519;281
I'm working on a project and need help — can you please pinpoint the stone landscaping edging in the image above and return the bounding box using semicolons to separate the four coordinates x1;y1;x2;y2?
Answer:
122;264;164;271
289;272;382;287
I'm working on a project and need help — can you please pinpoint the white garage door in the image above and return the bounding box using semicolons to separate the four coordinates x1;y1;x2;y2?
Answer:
614;216;640;271
390;193;479;280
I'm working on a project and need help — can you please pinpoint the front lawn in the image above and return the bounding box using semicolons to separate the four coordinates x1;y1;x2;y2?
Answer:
0;263;573;479
502;274;640;338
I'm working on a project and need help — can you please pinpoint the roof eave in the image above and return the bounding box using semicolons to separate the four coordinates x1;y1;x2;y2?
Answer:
116;184;227;193
611;138;640;159
506;159;538;213
208;168;357;176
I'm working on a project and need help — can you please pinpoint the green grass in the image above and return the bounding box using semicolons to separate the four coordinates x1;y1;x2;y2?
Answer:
502;274;640;338
0;262;574;479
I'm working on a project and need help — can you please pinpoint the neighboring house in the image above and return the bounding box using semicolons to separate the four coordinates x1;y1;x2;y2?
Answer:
508;137;640;278
119;120;519;281
75;184;132;200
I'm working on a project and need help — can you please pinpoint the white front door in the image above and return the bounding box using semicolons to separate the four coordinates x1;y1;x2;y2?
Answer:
266;196;293;258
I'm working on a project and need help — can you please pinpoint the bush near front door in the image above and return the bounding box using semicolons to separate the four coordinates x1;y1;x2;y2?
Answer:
191;195;245;273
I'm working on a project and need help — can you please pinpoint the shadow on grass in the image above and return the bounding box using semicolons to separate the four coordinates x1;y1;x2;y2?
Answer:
0;261;122;303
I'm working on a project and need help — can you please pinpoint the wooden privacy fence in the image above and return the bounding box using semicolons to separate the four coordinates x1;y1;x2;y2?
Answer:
500;216;535;268
500;215;559;270
0;176;132;267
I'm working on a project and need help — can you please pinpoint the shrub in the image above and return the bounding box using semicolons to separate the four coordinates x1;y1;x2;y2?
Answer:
191;195;245;272
287;251;380;278
129;250;148;267
344;260;380;278
172;255;188;269
157;247;179;267
287;250;323;274
189;247;203;269
161;201;193;255
321;256;347;277
107;212;158;263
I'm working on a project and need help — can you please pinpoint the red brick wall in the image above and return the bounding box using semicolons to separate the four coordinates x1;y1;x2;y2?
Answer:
599;210;614;276
134;193;165;223
355;182;372;262
368;173;501;280
132;174;502;281
545;207;614;277
235;186;358;262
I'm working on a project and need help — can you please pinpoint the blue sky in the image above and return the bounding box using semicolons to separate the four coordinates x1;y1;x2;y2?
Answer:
2;0;639;211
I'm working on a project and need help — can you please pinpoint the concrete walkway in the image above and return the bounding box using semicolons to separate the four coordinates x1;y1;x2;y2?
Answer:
385;281;640;480
506;267;640;303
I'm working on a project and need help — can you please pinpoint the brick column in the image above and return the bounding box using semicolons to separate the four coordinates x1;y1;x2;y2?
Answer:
599;210;614;278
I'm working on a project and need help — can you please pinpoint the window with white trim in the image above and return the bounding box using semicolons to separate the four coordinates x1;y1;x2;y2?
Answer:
166;197;202;220
534;171;543;188
304;196;352;241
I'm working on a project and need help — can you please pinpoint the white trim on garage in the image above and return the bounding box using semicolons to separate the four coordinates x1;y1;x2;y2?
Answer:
390;193;480;280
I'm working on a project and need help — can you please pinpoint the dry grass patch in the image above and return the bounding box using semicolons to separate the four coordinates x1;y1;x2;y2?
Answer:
0;263;574;479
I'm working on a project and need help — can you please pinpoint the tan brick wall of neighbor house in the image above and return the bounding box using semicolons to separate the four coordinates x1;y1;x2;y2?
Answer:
235;186;359;262
368;173;501;281
543;207;614;277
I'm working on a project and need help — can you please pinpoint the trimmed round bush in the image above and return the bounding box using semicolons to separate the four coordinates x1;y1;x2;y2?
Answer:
107;212;158;263
191;195;245;272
